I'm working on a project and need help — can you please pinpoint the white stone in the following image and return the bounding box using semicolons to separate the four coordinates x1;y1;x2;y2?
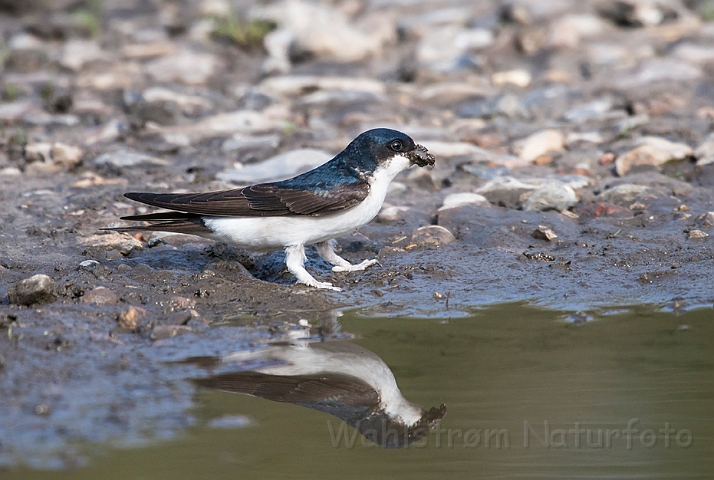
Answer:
142;87;212;114
377;205;410;222
513;129;565;162
251;0;386;62
60;39;104;71
492;70;532;88
94;151;168;168
145;50;219;85
217;148;332;184
694;132;714;166
521;183;577;212
260;76;386;96
438;193;488;211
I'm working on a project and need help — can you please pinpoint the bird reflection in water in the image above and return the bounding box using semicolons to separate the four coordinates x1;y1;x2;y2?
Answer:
188;324;446;448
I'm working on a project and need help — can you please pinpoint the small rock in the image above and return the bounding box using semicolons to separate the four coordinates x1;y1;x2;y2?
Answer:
615;59;701;89
688;230;709;239
83;233;143;255
438;193;488;211
24;142;53;163
154;110;282;143
521;183;577;212
548;14;605;48
142;87;212;115
532;226;558;241
672;43;714;65
513;130;565;162
615;137;692;176
51;143;83;166
259;76;385;96
82;286;119;305
150;325;192;341
252;0;388;63
79;259;100;270
492;69;531;88
60;39;103;71
94;150;168;168
8;274;56;306
417;26;493;72
458;94;529;120
85;120;127;146
410;226;456;246
377;206;410;222
694;133;714;166
563;98;615;123
221;133;280;156
218;148;332;184
579;202;632;218
696;212;714;228
598;184;651;205
145;50;219;85
117;306;144;329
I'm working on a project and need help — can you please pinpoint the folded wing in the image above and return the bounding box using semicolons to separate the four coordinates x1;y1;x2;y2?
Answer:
122;182;370;219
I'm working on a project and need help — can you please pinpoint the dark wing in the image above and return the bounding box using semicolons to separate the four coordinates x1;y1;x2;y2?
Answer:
195;371;379;407
122;182;370;218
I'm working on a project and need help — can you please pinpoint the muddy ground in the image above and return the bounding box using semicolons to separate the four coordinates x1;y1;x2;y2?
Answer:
1;0;714;468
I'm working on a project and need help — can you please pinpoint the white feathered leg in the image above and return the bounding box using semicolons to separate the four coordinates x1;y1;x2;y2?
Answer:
285;244;340;291
316;239;378;273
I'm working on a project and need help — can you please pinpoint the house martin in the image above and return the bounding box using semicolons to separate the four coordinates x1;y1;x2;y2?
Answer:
108;128;435;291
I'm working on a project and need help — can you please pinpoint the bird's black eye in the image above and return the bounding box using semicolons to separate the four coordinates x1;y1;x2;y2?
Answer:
389;139;403;152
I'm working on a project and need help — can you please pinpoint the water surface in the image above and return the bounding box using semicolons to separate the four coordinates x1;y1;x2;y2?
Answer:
9;304;714;479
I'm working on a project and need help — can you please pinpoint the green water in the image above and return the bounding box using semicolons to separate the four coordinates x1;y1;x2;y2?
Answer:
8;304;714;479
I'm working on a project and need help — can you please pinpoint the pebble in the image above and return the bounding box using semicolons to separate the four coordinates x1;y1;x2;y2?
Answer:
615;137;693;176
83;233;143;255
532;226;558;241
221;133;280;155
252;0;386;63
145;50;219;85
142;87;212;115
60;39;103;71
8;274;56;306
521;183;577;212
615;59;701;89
260;76;386;96
687;229;709;239
458;94;529;120
694;133;714;166
410;225;456;247
492;70;532;88
94;151;168;168
79;260;100;270
513;130;565;162
696;212;714;228
438;193;488;211
117;306;144;329
82;286;119;305
597;184;651;205
154;110;283;143
417;26;493;72
377;206;410;222
218;148;332;184
150;325;192;341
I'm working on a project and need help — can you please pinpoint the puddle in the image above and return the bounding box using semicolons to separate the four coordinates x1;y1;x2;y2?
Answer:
4;304;714;479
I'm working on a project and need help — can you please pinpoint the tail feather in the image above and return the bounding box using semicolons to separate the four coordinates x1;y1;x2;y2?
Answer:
103;212;212;235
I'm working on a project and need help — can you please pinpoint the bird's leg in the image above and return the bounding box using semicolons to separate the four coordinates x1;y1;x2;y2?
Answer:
285;244;341;291
316;239;378;273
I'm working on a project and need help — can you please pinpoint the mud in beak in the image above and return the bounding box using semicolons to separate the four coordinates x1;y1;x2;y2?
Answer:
408;144;436;167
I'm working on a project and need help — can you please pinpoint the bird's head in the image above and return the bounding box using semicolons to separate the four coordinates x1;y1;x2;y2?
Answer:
346;128;436;174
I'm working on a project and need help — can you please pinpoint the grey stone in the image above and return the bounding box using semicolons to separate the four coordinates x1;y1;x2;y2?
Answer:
439;193;489;211
218;148;332;184
694;133;714;166
8;274;56;306
521;183;577;212
598;184;652;205
94;151;168;168
82;286;119;305
410;225;456;246
145;50;219;85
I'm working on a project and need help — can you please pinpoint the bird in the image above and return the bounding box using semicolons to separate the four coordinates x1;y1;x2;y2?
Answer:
190;339;446;447
108;128;435;291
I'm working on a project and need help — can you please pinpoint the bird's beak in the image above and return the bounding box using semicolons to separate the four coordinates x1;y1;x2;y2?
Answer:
409;144;436;167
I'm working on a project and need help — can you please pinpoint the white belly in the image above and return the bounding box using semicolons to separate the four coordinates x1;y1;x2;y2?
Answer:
202;154;410;251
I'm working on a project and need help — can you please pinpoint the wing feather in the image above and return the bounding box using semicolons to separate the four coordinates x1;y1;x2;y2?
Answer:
124;182;370;217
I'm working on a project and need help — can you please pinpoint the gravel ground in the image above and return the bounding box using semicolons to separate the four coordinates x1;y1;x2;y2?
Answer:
1;0;713;468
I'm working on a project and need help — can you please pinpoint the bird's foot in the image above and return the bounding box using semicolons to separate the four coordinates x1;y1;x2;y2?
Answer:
332;259;378;273
298;277;342;291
